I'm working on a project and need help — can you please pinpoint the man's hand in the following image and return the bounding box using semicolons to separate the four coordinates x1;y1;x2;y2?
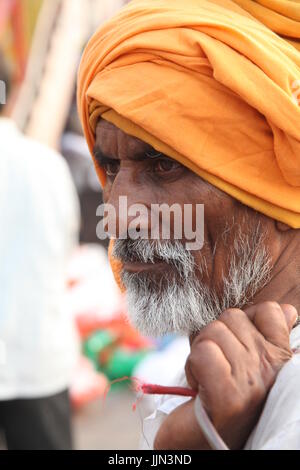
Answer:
154;302;298;450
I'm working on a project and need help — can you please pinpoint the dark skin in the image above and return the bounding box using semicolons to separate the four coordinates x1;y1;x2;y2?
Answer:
94;119;300;449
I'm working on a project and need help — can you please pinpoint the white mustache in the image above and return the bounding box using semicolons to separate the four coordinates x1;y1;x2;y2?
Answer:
112;238;195;279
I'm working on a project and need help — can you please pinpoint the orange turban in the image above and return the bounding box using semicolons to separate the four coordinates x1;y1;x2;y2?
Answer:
77;0;300;228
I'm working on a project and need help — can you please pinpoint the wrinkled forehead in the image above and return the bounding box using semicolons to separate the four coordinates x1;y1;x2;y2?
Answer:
93;119;227;202
94;119;159;160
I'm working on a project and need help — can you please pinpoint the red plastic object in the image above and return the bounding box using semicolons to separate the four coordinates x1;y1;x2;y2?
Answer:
76;312;154;350
70;357;108;410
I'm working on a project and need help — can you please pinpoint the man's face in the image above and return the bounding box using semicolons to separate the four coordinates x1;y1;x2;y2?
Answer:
94;119;277;337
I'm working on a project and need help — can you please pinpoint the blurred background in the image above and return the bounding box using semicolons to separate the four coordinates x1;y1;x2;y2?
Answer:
0;0;189;450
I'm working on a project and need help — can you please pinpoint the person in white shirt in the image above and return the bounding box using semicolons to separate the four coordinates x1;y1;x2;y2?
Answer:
0;117;80;449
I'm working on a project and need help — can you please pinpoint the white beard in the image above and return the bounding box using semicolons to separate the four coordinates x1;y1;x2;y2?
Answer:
113;224;272;337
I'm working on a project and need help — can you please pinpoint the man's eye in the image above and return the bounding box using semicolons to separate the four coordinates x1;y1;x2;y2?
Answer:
154;158;181;173
103;161;120;177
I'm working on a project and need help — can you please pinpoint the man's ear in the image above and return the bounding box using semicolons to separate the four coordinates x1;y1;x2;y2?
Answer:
275;220;291;232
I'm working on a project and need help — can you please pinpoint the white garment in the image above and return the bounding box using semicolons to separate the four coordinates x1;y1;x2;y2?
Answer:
0;119;80;399
140;324;300;450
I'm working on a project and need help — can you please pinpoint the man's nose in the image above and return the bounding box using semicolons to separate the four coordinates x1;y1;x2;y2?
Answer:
104;173;151;239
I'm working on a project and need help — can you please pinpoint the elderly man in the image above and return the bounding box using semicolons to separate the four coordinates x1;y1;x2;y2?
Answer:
78;0;300;450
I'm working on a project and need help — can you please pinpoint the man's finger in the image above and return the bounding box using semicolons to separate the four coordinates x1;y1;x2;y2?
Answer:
245;301;293;348
244;302;297;332
186;340;232;407
217;308;264;355
189;320;246;376
280;304;298;331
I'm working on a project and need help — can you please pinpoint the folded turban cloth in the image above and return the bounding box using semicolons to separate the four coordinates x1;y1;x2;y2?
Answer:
77;0;300;230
